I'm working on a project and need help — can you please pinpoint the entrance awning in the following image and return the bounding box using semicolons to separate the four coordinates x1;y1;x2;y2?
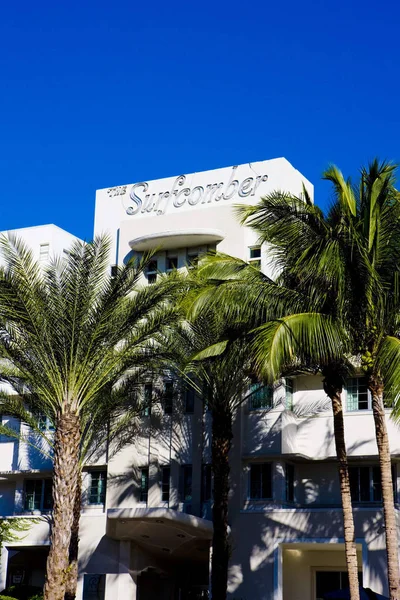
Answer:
106;508;212;562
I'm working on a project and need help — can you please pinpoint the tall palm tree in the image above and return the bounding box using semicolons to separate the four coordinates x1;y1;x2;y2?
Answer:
181;264;346;600
0;235;178;600
238;159;400;600
166;303;256;600
191;253;360;599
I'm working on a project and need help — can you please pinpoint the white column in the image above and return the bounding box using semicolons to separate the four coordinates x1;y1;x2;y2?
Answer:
208;542;213;598
117;540;137;599
0;545;9;591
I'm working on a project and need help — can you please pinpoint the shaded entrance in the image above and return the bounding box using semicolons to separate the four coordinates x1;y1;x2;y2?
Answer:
6;546;49;588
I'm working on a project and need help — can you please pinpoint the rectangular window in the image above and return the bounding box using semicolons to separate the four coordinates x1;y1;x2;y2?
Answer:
184;385;195;413
248;382;273;410
166;256;178;272
39;243;50;261
110;264;118;278
286;463;294;502
146;260;158;284
315;571;363;600
163;381;173;415
349;465;396;502
37;413;55;432
142;383;152;417
249;463;272;500
89;471;106;505
186;252;199;269
140;467;149;503
249;246;261;259
181;465;193;502
24;479;53;511
201;464;212;503
346;377;370;411
161;466;170;503
83;573;106;600
285;378;294;410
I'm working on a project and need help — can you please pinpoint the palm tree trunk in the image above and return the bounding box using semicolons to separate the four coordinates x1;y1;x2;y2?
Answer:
324;373;360;600
44;409;81;600
211;404;233;600
369;375;400;600
64;473;82;600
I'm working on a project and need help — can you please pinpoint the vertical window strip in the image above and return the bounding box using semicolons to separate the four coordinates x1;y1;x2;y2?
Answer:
140;467;149;503
161;466;170;503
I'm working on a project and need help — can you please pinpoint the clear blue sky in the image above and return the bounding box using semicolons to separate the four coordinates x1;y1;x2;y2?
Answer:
1;0;399;240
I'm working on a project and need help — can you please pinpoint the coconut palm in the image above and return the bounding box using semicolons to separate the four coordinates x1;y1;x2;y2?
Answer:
0;234;178;600
179;263;346;600
238;159;400;600
191;253;360;599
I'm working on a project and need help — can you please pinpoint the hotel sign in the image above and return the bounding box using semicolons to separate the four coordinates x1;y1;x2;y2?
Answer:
107;166;268;216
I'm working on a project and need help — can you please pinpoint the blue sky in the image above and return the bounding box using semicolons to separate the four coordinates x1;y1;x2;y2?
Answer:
1;1;399;240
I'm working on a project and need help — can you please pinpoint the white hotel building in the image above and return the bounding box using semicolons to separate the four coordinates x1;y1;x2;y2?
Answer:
0;158;398;600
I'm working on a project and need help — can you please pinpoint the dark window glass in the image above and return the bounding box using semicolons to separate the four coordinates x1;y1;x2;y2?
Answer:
186;253;199;269
316;571;363;600
249;246;261;259
166;256;178;271
89;471;106;505
143;383;152;417
201;464;212;503
349;466;370;502
146;260;157;284
24;479;53;511
110;265;118;278
182;465;192;502
43;479;53;510
249;382;273;410
285;378;294;410
140;468;149;503
184;385;195;413
24;480;42;511
286;464;294;502
164;381;173;415
372;466;382;502
38;413;55;432
161;466;170;502
249;463;272;500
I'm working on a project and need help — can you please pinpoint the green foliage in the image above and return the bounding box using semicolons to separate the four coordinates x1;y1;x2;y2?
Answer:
0;519;35;555
0;595;19;600
0;586;42;600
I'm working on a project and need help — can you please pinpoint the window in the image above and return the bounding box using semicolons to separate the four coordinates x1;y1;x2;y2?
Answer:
315;570;363;600
349;465;397;503
163;381;173;415
286;463;294;502
166;256;178;272
37;413;55;432
110;264;118;278
142;383;152;417
346;377;370;411
249;246;261;259
249;463;272;500
248;381;273;410
88;471;106;505
140;467;149;503
186;252;199;269
83;573;106;600
184;384;195;413
161;466;170;503
181;465;192;502
249;246;261;269
201;464;212;503
24;479;52;511
146;260;158;284
285;378;294;410
39;243;50;261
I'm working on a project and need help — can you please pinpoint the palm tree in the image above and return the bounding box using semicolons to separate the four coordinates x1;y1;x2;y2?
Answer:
166;305;256;600
238;159;400;600
191;253;360;599
0;234;178;600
